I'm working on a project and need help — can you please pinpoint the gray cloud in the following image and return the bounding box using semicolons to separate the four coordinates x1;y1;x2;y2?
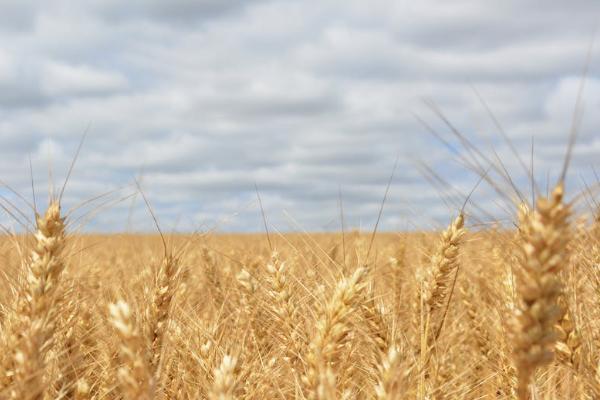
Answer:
0;1;37;32
91;0;266;26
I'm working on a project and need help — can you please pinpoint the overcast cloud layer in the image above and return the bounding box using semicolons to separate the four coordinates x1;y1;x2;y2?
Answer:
0;0;599;232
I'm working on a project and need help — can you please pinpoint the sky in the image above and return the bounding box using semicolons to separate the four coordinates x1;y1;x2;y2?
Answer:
0;0;599;233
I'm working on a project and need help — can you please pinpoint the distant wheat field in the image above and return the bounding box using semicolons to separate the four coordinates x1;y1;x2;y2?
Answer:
0;190;597;399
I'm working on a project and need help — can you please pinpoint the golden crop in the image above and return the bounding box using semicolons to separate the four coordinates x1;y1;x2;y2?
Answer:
0;185;597;399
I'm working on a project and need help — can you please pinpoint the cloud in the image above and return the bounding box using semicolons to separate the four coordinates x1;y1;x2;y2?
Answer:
41;62;129;97
91;0;266;26
0;0;598;232
0;0;37;32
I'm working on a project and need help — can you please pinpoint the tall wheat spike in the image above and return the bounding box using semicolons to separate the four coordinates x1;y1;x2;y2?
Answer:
265;250;302;367
424;213;465;344
374;345;400;399
147;253;180;378
302;266;368;400
12;201;66;400
109;300;154;400
513;184;571;399
209;354;239;400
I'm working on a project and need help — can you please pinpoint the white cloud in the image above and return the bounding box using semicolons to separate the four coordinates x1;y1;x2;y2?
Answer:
41;61;128;96
0;49;16;81
0;0;597;231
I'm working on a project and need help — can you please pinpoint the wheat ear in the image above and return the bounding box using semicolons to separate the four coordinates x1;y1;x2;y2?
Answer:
265;250;302;366
109;300;153;400
147;254;180;378
12;201;66;400
554;297;581;367
209;354;239;400
374;345;400;399
513;184;570;399
424;213;465;343
302;266;368;400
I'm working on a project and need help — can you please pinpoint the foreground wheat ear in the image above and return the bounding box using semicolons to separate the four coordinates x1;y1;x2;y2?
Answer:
148;253;181;378
11;200;66;400
302;266;368;400
209;354;239;400
513;183;571;399
109;300;154;400
425;213;465;344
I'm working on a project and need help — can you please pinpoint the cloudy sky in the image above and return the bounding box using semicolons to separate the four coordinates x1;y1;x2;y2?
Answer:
0;0;599;232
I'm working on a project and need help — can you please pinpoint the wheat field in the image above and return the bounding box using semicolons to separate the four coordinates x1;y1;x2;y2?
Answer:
0;179;597;400
0;0;593;398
